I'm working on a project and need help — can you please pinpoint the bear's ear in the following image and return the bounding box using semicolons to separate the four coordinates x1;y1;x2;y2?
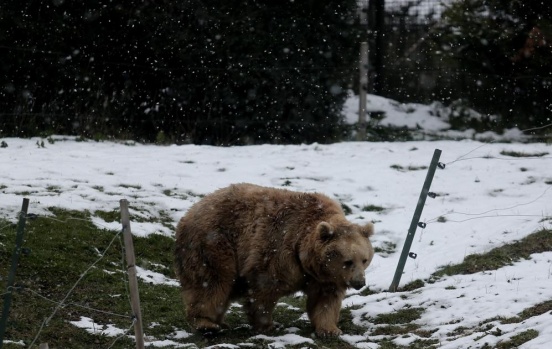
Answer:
361;222;374;238
317;222;335;242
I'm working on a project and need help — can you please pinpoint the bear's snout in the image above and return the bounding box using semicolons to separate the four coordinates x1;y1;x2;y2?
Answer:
349;278;365;290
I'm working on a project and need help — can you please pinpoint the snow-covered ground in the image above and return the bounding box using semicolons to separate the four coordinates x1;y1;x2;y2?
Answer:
1;94;551;348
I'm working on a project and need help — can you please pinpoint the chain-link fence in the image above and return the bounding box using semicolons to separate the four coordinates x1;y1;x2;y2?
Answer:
364;0;552;130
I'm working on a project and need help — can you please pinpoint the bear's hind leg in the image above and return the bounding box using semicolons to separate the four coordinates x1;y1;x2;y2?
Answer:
180;257;237;332
177;230;238;333
183;284;232;333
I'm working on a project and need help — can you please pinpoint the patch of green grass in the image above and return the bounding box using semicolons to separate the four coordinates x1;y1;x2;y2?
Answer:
189;191;204;198
372;323;420;336
517;300;552;320
433;229;552;278
372;307;424;325
0;211;378;348
46;185;62;194
374;241;397;256
119;184;142;190
0;210;184;348
400;279;425;292
500;150;549;158
390;164;428;172
448;325;470;337
501;300;552;324
94;209;120;223
339;306;368;336
0;210;141;347
340;203;352;215
495;329;538;349
362;204;386;212
378;338;439;349
162;188;190;200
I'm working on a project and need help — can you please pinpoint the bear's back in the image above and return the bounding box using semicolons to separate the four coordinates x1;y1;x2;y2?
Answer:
177;183;343;244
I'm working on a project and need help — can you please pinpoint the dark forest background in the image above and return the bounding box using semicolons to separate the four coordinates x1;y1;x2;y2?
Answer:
1;0;551;144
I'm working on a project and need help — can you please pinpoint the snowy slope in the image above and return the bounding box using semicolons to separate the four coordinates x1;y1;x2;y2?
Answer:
1;95;551;348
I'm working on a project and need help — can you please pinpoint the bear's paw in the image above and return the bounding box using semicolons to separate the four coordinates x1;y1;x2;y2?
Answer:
315;326;343;338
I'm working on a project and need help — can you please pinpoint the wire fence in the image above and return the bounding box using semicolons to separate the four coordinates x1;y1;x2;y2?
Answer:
388;130;552;289
420;133;552;227
0;206;145;348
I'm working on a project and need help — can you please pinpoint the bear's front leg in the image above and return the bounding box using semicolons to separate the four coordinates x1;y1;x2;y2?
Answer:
305;285;346;337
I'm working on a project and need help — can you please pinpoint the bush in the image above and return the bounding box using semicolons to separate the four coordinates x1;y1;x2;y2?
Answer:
436;0;552;131
0;0;361;144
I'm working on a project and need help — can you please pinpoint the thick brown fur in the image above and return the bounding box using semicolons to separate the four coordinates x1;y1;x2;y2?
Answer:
174;183;374;337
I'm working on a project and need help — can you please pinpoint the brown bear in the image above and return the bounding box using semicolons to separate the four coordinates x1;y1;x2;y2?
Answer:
174;183;374;337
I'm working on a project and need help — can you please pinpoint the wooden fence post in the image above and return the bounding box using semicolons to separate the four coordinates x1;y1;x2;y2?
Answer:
120;199;145;349
0;198;30;349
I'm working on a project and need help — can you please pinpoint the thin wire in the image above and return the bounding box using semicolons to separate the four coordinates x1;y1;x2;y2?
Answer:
0;222;14;231
520;122;552;133
37;214;120;236
439;214;550;224
446;142;495;166
44;230;122;323
27;229;122;347
38;216;91;224
28;319;48;349
0;286;15;297
447;155;552;162
39;215;113;231
427;187;552;224
418;225;425;242
24;288;132;319
106;319;137;349
426;186;552;224
461;186;550;216
445;123;552;167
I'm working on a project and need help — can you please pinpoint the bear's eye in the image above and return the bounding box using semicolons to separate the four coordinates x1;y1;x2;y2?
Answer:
344;260;353;268
362;259;368;264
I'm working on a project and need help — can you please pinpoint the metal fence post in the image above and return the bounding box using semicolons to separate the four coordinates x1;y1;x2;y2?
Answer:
389;149;442;292
0;198;30;348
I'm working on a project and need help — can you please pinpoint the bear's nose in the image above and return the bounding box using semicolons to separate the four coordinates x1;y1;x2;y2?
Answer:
350;279;365;290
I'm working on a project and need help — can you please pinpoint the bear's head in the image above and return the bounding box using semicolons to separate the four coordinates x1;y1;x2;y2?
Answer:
300;218;374;290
